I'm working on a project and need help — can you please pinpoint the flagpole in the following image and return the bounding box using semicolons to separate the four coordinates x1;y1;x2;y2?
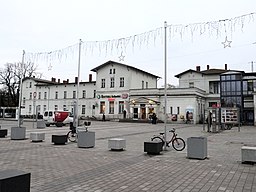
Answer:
164;21;168;151
18;50;25;128
75;39;82;131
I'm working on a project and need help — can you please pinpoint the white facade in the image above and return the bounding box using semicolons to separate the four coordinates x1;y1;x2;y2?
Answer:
21;77;96;118
21;61;228;124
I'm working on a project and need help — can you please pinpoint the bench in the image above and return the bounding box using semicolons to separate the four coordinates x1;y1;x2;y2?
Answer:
108;138;126;151
52;135;67;145
0;169;31;192
30;132;45;142
144;141;163;155
0;129;8;138
241;145;256;164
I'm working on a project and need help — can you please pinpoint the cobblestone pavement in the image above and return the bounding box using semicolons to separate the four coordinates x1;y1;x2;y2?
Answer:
0;120;256;192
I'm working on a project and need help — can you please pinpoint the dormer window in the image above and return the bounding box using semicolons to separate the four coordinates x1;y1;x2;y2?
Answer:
189;82;194;88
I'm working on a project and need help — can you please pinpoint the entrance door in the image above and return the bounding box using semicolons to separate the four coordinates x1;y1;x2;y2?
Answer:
141;107;146;119
243;110;254;125
133;108;138;118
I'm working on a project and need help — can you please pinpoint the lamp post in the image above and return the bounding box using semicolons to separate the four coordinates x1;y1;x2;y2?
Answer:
18;50;25;128
163;21;168;150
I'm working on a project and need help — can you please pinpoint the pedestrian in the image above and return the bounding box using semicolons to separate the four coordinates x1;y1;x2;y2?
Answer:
152;113;157;124
186;111;190;124
102;113;105;121
123;110;126;119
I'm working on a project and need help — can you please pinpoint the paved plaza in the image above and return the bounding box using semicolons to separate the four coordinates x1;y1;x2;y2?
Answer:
0;119;256;192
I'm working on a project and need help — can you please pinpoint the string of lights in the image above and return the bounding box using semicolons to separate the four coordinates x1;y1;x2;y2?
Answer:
24;12;256;70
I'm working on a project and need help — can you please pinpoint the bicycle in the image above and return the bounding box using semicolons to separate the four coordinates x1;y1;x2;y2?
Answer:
151;128;186;151
67;126;77;142
67;121;91;142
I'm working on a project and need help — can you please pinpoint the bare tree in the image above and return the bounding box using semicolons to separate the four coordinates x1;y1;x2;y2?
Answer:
0;62;41;107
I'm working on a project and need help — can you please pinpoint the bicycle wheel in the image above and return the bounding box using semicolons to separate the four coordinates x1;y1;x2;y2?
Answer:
172;138;185;151
151;136;164;147
67;131;77;142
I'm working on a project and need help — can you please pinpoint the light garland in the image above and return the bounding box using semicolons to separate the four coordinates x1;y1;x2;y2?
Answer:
24;12;256;70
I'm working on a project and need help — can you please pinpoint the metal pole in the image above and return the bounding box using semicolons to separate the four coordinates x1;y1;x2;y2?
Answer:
18;50;25;128
75;39;82;131
164;21;168;151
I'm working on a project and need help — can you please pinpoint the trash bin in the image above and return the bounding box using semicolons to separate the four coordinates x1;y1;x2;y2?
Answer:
187;137;207;159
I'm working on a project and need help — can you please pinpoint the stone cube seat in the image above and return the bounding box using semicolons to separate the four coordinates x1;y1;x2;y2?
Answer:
108;138;126;150
30;132;45;142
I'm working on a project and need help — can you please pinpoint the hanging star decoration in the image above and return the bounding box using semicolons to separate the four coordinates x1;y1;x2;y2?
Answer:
222;36;232;48
48;64;53;71
118;52;125;61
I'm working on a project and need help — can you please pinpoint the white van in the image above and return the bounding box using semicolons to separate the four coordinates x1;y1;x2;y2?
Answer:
43;110;73;127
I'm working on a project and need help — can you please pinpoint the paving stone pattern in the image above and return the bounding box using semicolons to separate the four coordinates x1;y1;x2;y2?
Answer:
0;120;255;191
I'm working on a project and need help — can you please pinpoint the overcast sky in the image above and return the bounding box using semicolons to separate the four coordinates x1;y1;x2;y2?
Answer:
1;0;256;86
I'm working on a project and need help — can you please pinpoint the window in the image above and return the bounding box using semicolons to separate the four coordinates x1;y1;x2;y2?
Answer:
146;82;148;89
29;92;32;100
64;91;67;99
29;105;32;113
82;105;86;114
110;77;115;88
63;105;67;111
110;69;112;74
113;68;115;74
170;107;173;114
94;90;96;98
120;77;124;87
101;79;105;88
119;101;124;113
37;105;41;114
189;82;194;88
213;82;219;94
73;91;76;99
109;101;114;114
44;92;47;99
54;105;58;111
55;91;58;99
43;105;46;112
82;90;86;98
100;101;105;113
177;107;180;114
29;82;32;88
23;97;25;105
142;81;144;89
38;92;41;99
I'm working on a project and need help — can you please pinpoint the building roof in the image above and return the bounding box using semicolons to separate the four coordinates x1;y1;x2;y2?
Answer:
175;68;231;78
23;77;95;86
91;60;161;79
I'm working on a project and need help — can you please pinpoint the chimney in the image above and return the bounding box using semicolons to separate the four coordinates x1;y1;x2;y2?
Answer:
75;77;78;83
196;66;200;72
51;77;56;82
207;65;210;70
67;79;69;83
225;64;228;70
58;79;60;83
89;74;92;82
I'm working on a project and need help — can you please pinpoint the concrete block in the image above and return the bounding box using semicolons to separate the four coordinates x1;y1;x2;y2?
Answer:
11;127;26;140
242;145;256;163
144;141;162;155
0;169;31;192
187;137;207;160
108;138;126;150
30;132;45;142
0;129;8;138
52;135;67;145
